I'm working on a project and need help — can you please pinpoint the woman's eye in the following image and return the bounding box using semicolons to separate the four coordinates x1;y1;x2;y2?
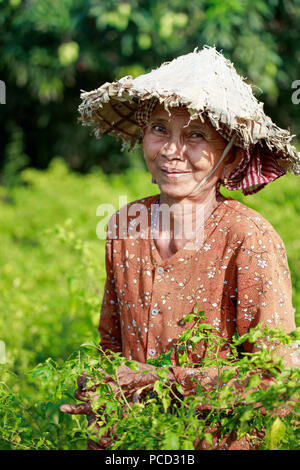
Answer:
190;132;203;138
152;125;166;133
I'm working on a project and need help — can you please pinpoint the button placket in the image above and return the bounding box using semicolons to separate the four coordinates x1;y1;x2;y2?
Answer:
147;268;163;358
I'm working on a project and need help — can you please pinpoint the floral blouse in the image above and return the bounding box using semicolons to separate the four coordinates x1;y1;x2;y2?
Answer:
98;193;298;448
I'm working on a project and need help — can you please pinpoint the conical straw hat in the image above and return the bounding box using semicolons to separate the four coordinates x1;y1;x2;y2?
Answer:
78;45;300;194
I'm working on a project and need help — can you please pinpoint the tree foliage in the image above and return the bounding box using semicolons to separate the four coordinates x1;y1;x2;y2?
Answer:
0;0;299;179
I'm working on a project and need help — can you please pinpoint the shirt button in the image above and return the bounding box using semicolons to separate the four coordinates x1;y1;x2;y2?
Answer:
157;267;164;274
151;308;159;316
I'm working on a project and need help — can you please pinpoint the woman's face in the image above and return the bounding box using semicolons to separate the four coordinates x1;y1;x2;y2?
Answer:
142;104;229;200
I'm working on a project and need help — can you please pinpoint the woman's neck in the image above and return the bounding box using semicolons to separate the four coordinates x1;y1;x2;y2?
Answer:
152;186;224;259
158;186;222;239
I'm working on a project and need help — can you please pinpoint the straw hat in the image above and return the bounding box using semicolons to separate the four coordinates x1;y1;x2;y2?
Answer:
78;45;300;195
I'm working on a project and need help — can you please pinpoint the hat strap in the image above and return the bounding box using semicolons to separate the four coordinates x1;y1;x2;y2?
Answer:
189;133;237;195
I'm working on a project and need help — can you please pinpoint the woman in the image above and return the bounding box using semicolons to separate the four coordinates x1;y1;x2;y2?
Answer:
60;46;300;449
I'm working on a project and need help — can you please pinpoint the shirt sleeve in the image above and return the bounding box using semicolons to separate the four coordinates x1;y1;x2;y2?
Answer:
98;235;122;355
234;225;299;367
169;224;299;396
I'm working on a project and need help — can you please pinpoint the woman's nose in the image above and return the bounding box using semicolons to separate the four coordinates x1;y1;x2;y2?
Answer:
161;140;186;159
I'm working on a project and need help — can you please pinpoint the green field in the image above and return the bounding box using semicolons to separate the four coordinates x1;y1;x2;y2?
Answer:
0;158;299;450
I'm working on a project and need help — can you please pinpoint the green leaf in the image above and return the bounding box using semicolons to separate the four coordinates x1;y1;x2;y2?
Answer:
220;369;235;383
137;33;151;50
240;407;254;423
178;351;188;367
125;360;139;372
182;314;194;324
179;330;193;341
218;385;234;403
153;380;163;395
182;439;195;450
195;384;204;395
174;383;184;395
234;332;250;346
156;368;169;382
266;417;286;450
102;363;115;377
197;324;214;331
190;336;203;343
204;433;213;446
163;432;179;450
162;396;171;413
245;374;261;391
58;42;79;66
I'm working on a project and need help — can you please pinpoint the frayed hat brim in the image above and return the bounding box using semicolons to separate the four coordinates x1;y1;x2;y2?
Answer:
78;46;300;176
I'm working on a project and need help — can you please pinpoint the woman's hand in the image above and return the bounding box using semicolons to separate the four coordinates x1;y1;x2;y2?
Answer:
108;362;173;397
59;372;95;416
59;361;175;416
59;361;176;449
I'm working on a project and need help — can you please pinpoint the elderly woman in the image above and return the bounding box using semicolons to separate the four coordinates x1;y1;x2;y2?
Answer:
60;46;300;449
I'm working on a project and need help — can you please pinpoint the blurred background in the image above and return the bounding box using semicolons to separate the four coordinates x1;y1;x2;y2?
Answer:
0;0;299;450
0;0;300;181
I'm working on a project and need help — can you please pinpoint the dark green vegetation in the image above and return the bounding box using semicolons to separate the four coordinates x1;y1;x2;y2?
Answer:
1;0;299;179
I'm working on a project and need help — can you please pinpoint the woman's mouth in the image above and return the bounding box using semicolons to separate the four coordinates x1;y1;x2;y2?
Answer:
160;169;192;179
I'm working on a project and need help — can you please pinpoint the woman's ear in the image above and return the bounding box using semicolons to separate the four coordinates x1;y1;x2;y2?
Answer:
221;146;245;180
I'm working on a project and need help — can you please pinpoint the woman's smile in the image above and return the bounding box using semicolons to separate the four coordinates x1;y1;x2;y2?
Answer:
160;167;192;179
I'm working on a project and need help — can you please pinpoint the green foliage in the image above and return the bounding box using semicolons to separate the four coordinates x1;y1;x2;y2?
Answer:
1;310;299;450
0;159;155;376
0;0;299;177
73;313;300;451
0;357;90;449
0;159;299;449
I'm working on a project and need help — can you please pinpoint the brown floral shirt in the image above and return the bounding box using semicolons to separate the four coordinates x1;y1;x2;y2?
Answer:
97;193;300;449
98;193;298;376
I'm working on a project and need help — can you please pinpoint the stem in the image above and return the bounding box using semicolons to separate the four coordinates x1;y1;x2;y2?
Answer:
0;434;51;451
215;342;221;390
114;370;132;410
168;383;189;409
97;351;133;410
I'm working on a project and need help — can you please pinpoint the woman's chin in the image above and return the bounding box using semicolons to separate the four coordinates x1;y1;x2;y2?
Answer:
158;182;195;199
